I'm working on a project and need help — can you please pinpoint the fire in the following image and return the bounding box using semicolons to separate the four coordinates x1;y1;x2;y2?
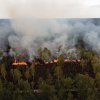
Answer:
64;59;80;62
44;59;80;64
45;61;49;64
50;61;53;64
53;59;58;63
12;58;80;66
12;59;27;66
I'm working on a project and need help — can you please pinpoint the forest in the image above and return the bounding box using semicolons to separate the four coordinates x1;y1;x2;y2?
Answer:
0;46;99;100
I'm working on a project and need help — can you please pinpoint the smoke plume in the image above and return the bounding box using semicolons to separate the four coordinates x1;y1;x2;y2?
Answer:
0;19;100;58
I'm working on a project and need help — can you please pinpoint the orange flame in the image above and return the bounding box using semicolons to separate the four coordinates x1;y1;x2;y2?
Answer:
12;59;27;66
53;59;58;63
44;59;80;64
12;59;80;66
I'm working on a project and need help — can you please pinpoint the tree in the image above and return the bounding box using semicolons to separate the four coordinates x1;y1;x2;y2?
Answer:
0;50;3;57
54;66;63;86
67;92;73;100
37;47;43;58
0;64;7;81
95;73;100;89
91;55;100;74
54;54;64;86
75;74;95;100
50;95;59;100
63;77;73;90
18;79;30;90
12;69;21;82
46;73;53;85
57;54;64;67
80;59;87;71
43;48;51;61
29;63;35;80
24;68;30;80
0;79;3;98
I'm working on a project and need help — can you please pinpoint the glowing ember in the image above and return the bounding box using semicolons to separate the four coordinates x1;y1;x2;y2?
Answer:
50;61;53;64
77;59;80;62
53;59;58;63
64;59;80;62
64;59;70;62
45;61;49;64
45;59;80;64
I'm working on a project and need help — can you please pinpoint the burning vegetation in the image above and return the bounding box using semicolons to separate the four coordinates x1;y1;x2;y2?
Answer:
0;19;100;100
0;45;99;100
12;59;27;66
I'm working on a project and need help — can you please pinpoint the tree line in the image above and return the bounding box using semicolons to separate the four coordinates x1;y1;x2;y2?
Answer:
0;47;99;100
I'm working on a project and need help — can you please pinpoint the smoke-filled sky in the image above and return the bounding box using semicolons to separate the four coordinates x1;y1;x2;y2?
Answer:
0;19;100;57
0;0;100;56
0;0;100;18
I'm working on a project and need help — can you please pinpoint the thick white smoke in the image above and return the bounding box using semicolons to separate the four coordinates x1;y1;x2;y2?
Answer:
0;19;100;58
0;1;100;60
9;19;72;56
7;19;100;57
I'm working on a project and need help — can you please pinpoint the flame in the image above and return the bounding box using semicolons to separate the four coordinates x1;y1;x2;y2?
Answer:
64;59;80;62
12;58;80;66
53;59;58;63
45;61;49;64
50;61;53;64
12;59;27;65
45;59;80;64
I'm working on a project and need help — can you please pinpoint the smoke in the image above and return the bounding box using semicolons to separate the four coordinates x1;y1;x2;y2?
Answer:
0;0;100;59
2;0;100;18
0;18;100;58
0;19;16;49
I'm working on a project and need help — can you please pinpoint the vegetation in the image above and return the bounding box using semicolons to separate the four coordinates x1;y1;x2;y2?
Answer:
0;47;99;100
